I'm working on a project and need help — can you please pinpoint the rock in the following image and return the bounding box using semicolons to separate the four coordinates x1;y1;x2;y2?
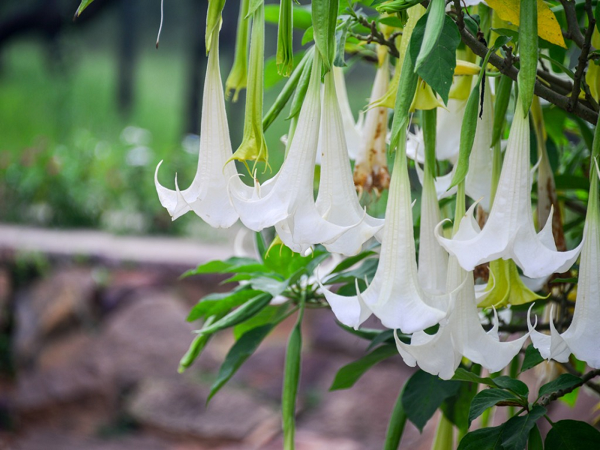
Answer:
10;429;177;450
125;378;278;444
93;292;204;386
13;268;97;366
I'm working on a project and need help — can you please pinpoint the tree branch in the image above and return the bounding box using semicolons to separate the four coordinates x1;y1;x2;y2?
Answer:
540;369;600;405
559;0;586;49
453;15;599;125
568;0;597;111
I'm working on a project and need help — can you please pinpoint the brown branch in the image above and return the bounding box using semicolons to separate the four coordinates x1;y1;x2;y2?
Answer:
350;12;399;59
453;16;599;124
568;0;596;111
559;0;586;49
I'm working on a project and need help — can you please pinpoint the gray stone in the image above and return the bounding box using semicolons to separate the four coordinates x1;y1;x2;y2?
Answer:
125;378;278;443
13;268;97;366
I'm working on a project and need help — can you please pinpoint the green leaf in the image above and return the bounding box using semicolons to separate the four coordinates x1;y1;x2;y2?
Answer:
195;294;273;337
264;243;315;278
334;322;387;340
282;305;304;448
207;324;274;404
181;257;263;278
415;0;446;70
501;405;547;450
330;345;398;391
329;251;376;274
442;381;478;433
263;48;312;130
537;373;581;399
249;276;289;297
312;0;340;70
520;344;544;373
545;420;600;450
468;389;522;426
179;316;216;373
75;0;95;17
324;258;378;284
233;304;287;339
410;14;461;104
493;376;529;398
366;329;396;351
334;19;350;67
402;370;461;432
302;26;314;45
452;368;498;388
528;424;544;450
187;289;263;322
458;424;505;450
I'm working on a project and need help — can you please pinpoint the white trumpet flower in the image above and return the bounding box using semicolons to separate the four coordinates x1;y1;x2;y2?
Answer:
332;66;362;161
229;54;361;254
312;71;384;255
154;30;239;228
528;160;600;368
320;140;447;333
436;105;583;279
395;256;529;380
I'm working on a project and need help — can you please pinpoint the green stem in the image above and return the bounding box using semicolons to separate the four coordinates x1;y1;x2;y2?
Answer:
282;294;305;450
432;413;454;450
383;383;408;450
454;182;466;236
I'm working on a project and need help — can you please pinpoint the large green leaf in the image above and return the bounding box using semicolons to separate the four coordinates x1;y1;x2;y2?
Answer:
330;345;398;391
187;289;263;322
207;324;274;404
501;405;547;450
458;424;505;450
442;381;478;433
468;389;522;426
537;373;581;400
545;420;600;450
402;370;461;432
409;15;461;104
493;376;529;398
312;0;339;69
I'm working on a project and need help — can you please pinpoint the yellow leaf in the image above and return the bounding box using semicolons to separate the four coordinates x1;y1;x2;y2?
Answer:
486;0;567;48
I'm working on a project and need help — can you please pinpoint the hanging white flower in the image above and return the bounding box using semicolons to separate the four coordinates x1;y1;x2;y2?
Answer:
154;29;240;228
229;53;363;254
320;142;448;333
395;256;529;380
528;160;600;368
436;104;583;279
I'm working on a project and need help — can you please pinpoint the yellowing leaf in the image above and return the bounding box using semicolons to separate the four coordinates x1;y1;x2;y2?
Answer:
486;0;567;48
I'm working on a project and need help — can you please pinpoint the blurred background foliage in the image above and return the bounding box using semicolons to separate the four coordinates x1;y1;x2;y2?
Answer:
0;0;374;237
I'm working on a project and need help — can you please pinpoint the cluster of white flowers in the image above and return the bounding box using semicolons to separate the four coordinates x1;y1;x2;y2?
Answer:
155;24;599;380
